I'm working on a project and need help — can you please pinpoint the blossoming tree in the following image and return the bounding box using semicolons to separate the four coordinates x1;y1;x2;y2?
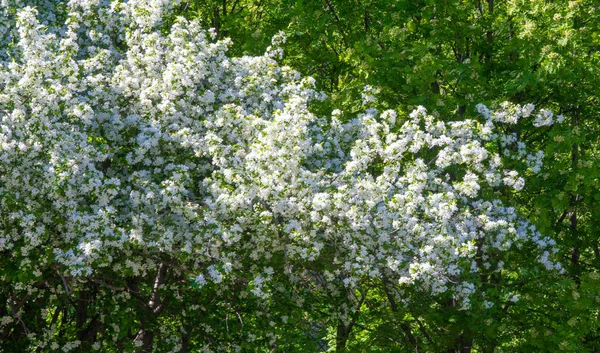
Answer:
0;1;562;351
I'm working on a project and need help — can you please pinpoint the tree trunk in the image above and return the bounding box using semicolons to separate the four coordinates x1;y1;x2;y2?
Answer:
336;320;352;352
133;263;168;353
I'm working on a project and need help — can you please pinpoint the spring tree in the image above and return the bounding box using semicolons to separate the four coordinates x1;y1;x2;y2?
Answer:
0;1;564;351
